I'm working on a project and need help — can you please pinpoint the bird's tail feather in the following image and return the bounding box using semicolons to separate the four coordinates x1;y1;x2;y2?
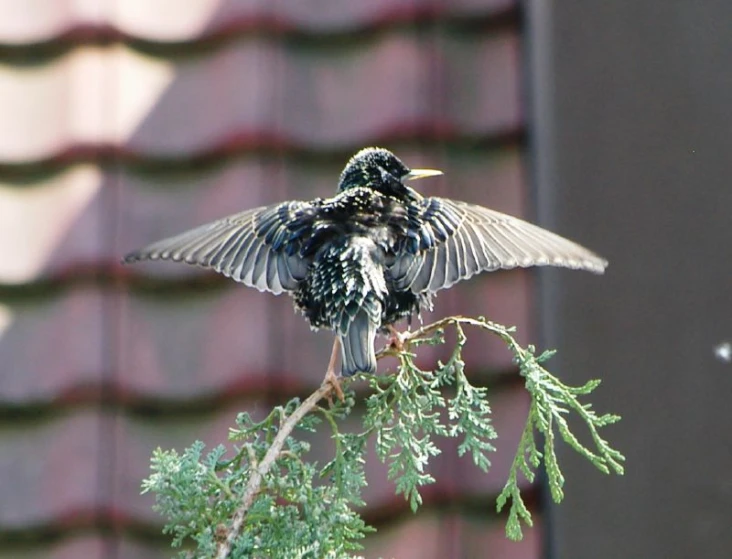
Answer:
340;309;377;376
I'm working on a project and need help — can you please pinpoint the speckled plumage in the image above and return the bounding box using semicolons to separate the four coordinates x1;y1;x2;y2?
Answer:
124;147;607;376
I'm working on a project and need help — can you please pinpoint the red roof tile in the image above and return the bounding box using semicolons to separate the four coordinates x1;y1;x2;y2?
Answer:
0;31;520;163
0;166;108;284
0;288;105;403
366;510;540;559
0;516;538;559
0;411;104;528
0;0;516;44
0;536;169;559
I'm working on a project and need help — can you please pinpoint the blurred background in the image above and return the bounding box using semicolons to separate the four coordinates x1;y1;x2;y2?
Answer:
0;1;730;558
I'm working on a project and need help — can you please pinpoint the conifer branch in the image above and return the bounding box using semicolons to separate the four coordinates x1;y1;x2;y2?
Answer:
143;315;624;558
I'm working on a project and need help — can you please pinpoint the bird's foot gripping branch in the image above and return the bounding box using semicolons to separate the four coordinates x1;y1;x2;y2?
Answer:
142;317;625;558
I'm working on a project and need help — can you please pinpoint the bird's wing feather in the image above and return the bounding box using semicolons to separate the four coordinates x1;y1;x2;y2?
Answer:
123;201;316;294
391;197;607;293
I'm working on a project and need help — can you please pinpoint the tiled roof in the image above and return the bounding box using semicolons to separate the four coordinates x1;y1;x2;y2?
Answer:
0;1;540;557
0;33;520;163
0;0;515;44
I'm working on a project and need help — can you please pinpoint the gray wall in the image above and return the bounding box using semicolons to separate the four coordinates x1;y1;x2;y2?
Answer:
528;1;732;557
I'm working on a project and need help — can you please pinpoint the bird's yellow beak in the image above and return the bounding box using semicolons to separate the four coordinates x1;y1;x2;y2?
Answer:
403;168;444;181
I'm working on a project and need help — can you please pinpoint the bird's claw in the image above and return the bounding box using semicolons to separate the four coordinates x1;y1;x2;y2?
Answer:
387;325;406;352
323;367;345;404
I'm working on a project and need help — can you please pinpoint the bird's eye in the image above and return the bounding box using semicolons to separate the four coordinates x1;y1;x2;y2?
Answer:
378;167;395;182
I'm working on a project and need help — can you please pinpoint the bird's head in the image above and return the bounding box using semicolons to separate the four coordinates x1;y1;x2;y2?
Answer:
337;147;443;201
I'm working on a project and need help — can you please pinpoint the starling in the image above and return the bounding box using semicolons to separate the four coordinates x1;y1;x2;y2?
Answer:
123;147;607;395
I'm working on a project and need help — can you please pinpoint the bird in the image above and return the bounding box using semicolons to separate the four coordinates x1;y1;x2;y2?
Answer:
123;147;607;398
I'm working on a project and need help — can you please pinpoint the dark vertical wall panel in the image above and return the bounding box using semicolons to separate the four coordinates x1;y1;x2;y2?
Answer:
527;1;732;558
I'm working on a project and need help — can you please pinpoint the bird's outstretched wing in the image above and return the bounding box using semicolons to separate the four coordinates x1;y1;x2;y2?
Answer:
123;201;317;295
389;197;607;293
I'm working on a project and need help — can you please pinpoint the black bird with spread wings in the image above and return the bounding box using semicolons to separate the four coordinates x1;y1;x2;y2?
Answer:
124;147;607;394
